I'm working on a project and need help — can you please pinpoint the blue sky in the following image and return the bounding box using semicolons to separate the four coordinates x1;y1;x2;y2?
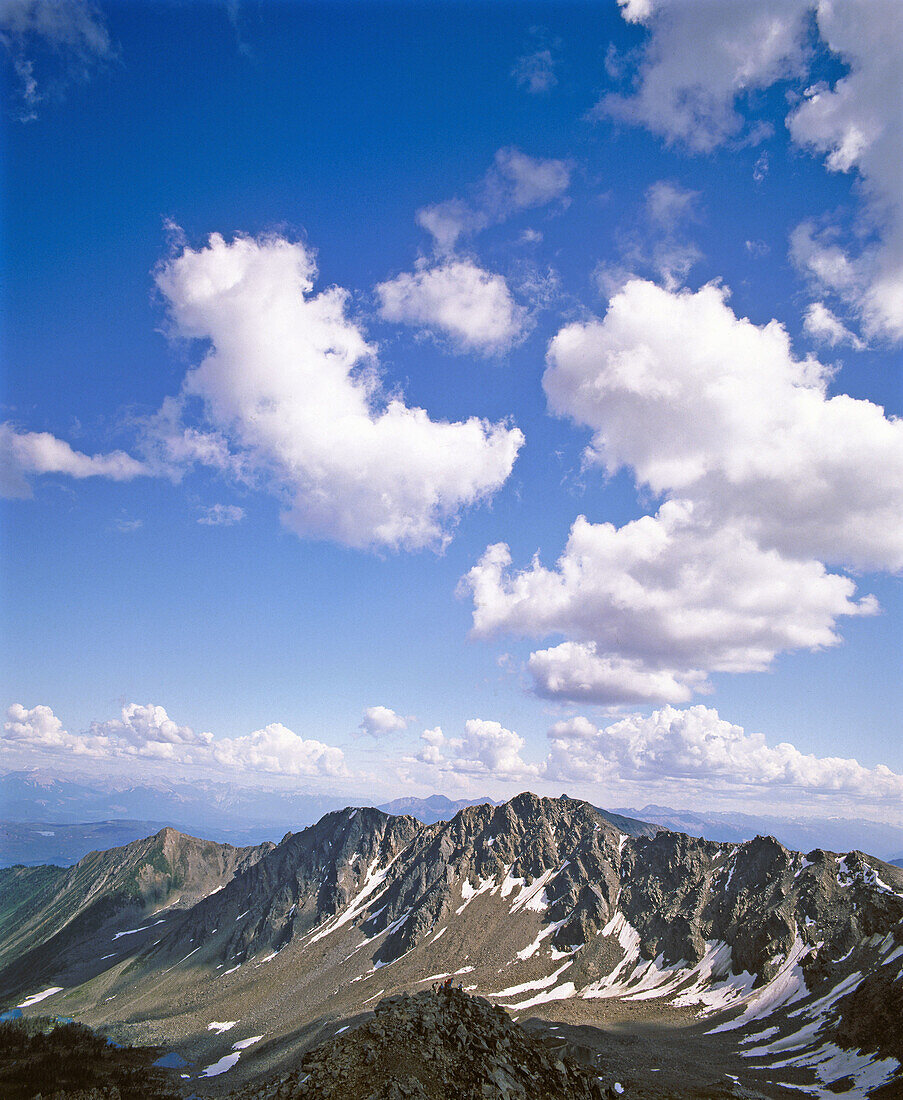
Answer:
1;0;901;822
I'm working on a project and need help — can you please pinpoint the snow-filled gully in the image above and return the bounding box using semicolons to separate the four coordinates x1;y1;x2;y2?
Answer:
479;893;903;1096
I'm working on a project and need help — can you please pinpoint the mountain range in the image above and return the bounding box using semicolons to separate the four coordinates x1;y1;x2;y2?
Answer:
0;772;348;844
6;771;903;866
1;793;901;1098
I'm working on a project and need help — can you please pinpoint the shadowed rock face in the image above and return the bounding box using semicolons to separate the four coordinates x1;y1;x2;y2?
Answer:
0;1016;181;1100
366;795;627;965
149;807;423;970
229;988;613;1100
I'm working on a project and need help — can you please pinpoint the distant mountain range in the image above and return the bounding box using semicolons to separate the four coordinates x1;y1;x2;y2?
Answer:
2;793;901;1097
376;794;501;824
0;771;348;849
615;803;903;862
3;770;902;866
0;820;174;867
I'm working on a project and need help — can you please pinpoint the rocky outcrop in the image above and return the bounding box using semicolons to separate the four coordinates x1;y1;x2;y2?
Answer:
230;988;616;1100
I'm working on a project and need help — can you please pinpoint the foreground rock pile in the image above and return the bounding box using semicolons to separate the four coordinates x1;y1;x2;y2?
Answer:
231;987;617;1100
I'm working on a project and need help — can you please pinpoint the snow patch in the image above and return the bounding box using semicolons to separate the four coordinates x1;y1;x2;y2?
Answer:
232;1035;263;1050
113;925;151;939
499;868;524;899
306;855;397;946
794;856;813;879
456;876;494;915
17;987;63;1008
509;868;554;914
199;1053;240;1077
581;913;642;999
788;971;863;1021
516;917;568;962
708;934;811;1033
161;945;201;974
504;981;576;1010
739;1026;779;1044
755;1041;899;1098
491;960;573;999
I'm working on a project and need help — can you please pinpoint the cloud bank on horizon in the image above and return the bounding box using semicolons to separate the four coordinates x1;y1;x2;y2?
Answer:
6;700;903;815
3;703;348;780
2;0;900;818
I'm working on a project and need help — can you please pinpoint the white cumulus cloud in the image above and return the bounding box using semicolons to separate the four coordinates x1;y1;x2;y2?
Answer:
802;301;865;349
359;705;408;737
416;147;572;253
464;502;874;705
91;702;211;748
2;702;347;778
376;258;529;355
418;726;446;765
543;279;903;572
0;423;148;499
414;719;538;778
464;277;899;705
154;232;523;551
456;718;539;777
527;644;707;706
3;703;101;755
211;722;348;778
600;0;812;151
787;0;903;343
603;0;903;345
544;705;903;799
